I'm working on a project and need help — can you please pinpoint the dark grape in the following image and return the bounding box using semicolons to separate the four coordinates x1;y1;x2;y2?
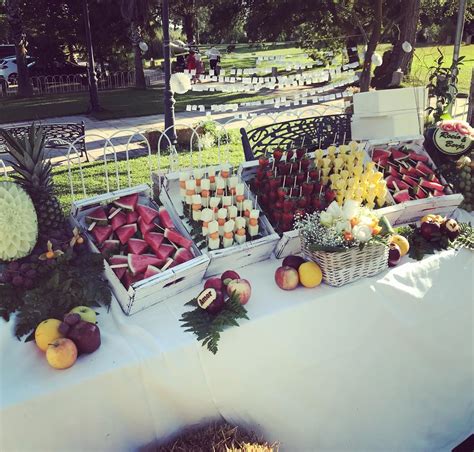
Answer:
26;269;37;279
12;276;24;287
19;263;31;272
58;322;70;336
23;278;34;289
8;261;20;272
2;271;12;283
64;312;81;326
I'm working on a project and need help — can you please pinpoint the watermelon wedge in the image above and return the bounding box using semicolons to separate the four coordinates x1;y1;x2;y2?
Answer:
428;174;441;184
174;248;194;264
122;271;144;289
420;179;444;192
372;148;391;162
109;254;128;265
128;238;148;255
92;225;113;245
408;151;429;162
164;228;193;249
111;210;127;231
433;190;444;197
415;161;434;176
85;207;109;225
138;216;156;235
144;232;164;254
388;166;399;177
136;204;159;224
144;265;161;279
101;239;120;255
116;223;138;245
413;186;427;199
386;176;410;191
128;253;163;275
393;189;410;203
126;211;139;224
401;175;418;187
114;193;139;211
391;148;409;161
158;206;175;229
155;244;175;260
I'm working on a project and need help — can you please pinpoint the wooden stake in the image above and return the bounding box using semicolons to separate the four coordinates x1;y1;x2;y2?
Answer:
108;207;122;219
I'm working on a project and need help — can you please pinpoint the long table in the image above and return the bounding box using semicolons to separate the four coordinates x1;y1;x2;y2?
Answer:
1;244;473;451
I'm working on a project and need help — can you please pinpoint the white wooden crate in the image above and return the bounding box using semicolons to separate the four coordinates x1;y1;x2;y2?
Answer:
366;137;464;225
154;166;280;277
70;184;209;315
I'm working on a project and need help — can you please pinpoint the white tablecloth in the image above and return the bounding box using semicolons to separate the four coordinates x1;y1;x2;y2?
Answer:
1;247;473;452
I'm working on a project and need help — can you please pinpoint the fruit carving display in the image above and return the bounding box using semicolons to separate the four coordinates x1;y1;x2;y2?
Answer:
371;144;453;202
0;182;38;261
248;141;389;234
83;193;197;290
180;270;250;354
178;165;262;250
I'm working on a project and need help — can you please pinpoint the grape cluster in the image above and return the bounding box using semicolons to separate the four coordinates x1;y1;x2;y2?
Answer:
0;259;39;289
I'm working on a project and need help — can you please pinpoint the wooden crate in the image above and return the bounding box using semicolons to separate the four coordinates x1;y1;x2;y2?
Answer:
70;184;210;315
366;137;464;225
154;166;280;277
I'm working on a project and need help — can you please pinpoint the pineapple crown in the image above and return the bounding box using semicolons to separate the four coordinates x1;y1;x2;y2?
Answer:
0;124;54;193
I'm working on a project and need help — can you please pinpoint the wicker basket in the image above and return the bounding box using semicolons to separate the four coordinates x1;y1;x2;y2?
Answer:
300;237;389;287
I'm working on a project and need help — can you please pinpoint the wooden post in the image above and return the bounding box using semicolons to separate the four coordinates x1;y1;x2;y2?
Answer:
468;68;474;126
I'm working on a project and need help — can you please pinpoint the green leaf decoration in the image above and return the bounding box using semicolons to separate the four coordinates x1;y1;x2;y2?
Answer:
180;291;249;355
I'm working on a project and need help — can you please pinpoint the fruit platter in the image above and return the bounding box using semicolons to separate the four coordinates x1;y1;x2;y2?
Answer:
367;137;464;225
155;165;279;277
70;184;210;315
239;141;394;258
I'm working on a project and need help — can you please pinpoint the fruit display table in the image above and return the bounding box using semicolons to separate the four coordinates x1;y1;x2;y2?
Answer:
1;219;473;451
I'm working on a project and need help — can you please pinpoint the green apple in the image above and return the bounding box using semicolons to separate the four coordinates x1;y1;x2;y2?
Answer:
69;306;97;324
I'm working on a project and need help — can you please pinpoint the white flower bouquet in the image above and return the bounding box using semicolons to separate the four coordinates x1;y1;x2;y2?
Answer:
296;200;391;286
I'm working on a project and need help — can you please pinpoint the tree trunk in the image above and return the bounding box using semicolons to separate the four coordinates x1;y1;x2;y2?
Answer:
468;68;474;127
359;0;383;92
130;22;146;89
183;13;195;44
378;0;421;87
6;0;33;98
345;36;360;66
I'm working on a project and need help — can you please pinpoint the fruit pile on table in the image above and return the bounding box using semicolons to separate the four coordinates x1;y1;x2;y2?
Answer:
85;193;197;289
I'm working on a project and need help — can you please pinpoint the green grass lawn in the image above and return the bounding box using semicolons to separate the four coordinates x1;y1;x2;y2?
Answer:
1;43;471;124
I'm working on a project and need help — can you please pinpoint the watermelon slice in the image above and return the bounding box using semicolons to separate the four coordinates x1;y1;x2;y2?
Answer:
386;176;410;191
109;255;128;280
126;211;139;224
122;271;144;289
393;189;410;203
155;244;175;260
144;232;164;254
85;207;109;225
136;204;159;224
114;193;139;211
428;174;441;184
388;166;399;177
144;265;161;279
391;148;409;161
138;216;156;235
401;175;418;187
415;161;434;176
420;179;444;192
128;253;163;275
101;239;120;255
372;148;391;162
158;206;175;229
116;223;138;245
164;228;193;249
92;225;113;245
111;210;127;231
433;190;445;197
413;186;427;199
174;248;194;264
128;238;148;255
408;150;429;162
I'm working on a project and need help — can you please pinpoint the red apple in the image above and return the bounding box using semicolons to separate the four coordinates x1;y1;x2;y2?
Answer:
275;266;299;290
204;277;223;291
227;279;252;305
221;270;240;286
388;243;401;267
420;221;441;242
282;255;306;270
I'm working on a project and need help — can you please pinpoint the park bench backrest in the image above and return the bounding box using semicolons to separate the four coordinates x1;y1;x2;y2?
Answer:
240;113;352;161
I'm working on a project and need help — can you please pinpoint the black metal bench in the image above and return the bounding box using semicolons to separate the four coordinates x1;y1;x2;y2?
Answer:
240;114;352;161
0;122;88;161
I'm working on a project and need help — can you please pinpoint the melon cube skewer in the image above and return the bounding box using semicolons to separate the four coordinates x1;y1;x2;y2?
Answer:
194;168;204;194
179;172;190;198
200;179;211;207
234;217;247;245
227;205;238;220
248;209;260;237
208;166;217;191
191;194;202;221
201;208;213;236
217;208;227;236
243;199;253;225
185;179;196;205
207;220;220;250
223;220;235;248
209;197;220;218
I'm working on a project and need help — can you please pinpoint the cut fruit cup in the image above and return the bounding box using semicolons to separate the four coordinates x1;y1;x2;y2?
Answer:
78;192;199;290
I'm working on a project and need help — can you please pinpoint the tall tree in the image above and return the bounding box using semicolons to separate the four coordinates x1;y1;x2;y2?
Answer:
120;0;150;89
5;0;33;97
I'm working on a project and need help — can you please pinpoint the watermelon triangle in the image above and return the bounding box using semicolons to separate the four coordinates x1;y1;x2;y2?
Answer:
122;271;144;289
139;217;156;235
174;248;194;264
126;211;139;224
86;207;108;225
127;238;148;255
136;204;159;224
391;148;409;161
109;254;128;266
114;193;139;211
111;210;127;231
164;228;193;249
158;206;175;229
393;189;410;203
116;224;137;245
128;254;163;274
100;239;120;256
144;265;161;279
144;232;164;254
112;267;127;280
155;244;175;260
92;225;113;245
